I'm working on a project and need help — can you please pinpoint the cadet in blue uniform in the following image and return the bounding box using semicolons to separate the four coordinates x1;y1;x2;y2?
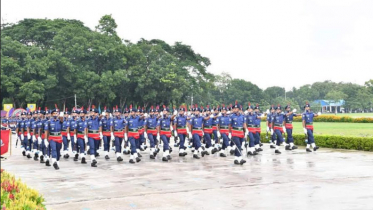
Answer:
70;108;78;159
188;106;209;159
31;110;39;160
211;106;220;148
74;107;88;164
145;106;159;159
87;107;102;167
218;105;230;157
1;117;8;130
267;105;277;149
126;105;142;163
36;109;46;163
157;106;173;162
16;112;27;156
284;104;301;150
44;107;64;170
62;109;71;159
25;111;34;159
174;106;188;157
112;106;127;162
229;102;246;165
271;105;286;154
302;103;320;152
202;105;218;155
244;103;258;156
122;107;131;155
253;104;264;150
101;107;113;160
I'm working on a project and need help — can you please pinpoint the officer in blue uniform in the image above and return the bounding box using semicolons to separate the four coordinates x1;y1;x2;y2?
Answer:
244;103;258;156
70;108;78;160
267;105;277;149
16;112;27;156
188;106;209;159
45;108;64;170
74;107;88;164
25;111;34;159
211;106;220;148
101;107;113;160
62;109;71;159
127;105;142;163
229;102;246;165
87;107;102;167
284;104;301;150
122;107;131;155
271;105;286;154
36;109;46;163
302;103;320;152
43;108;53;166
31;110;39;160
112;106;127;162
218;105;230;157
157;106;174;162
145;106;159;159
253;104;264;150
174;106;189;157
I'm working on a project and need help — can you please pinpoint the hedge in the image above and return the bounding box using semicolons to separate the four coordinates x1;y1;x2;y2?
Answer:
1;169;46;210
260;134;373;151
292;115;373;123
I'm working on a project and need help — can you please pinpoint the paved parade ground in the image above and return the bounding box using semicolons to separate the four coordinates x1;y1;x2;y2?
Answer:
2;134;373;210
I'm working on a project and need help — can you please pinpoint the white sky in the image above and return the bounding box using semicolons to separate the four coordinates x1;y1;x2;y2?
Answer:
2;0;373;90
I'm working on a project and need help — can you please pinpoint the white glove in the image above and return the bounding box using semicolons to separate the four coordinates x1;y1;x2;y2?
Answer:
188;132;192;139
38;137;42;144
173;130;178;137
157;133;160;141
17;136;20;141
266;126;270;132
283;126;286;133
144;113;149;118
292;109;297;113
261;114;266;118
32;135;36;142
21;134;24;140
228;133;232;139
218;113;222;116
111;132;115;140
317;112;321;116
245;131;249;136
73;134;77;140
102;111;106;116
44;139;49;148
59;112;64;117
144;132;148;140
244;111;248;115
173;110;178;116
84;135;88;144
27;133;31;139
270;129;274;135
303;128;307;134
124;133;128;141
67;133;71;140
266;109;270;114
217;131;221;138
99;132;103;139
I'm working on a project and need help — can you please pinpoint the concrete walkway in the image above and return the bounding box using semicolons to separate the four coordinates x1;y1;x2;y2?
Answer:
2;134;373;210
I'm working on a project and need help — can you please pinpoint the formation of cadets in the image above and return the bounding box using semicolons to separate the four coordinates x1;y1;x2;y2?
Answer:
1;101;320;170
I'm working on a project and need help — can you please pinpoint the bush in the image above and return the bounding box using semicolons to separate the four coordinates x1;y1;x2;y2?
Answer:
260;134;373;151
1;169;46;210
292;116;373;123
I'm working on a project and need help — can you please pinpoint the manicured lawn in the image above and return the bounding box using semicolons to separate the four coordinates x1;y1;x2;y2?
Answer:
260;122;373;138
321;113;373;118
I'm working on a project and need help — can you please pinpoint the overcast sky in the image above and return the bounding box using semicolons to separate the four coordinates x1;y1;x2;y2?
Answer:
2;0;373;90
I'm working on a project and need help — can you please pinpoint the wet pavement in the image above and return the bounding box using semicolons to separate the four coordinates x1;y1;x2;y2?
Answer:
2;134;373;210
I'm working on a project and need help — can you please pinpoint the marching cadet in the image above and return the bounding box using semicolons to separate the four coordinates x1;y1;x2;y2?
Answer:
112;106;126;162
284;104;301;150
61;109;71;159
211;106;220;148
101;107;113;160
218;105;230;157
188;105;209;159
126;105;142;163
25;111;34;159
157;106;174;162
36;108;46;163
44;106;64;170
31;110;40;161
302;102;320;152
122;107;131;155
145;106;159;159
271;104;286;154
74;107;88;164
69;108;78;159
202;105;218;155
43;108;53;166
244;103;258;156
267;105;276;149
87;106;102;167
253;104;264;149
174;106;188;157
229;101;246;165
16;112;27;156
1;116;8;130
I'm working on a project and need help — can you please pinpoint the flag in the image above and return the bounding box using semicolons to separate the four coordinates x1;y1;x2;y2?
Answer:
1;130;10;155
27;104;36;112
8;108;14;117
3;104;13;112
98;105;101;114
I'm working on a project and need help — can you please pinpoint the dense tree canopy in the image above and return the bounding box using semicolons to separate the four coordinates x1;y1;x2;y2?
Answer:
1;16;372;112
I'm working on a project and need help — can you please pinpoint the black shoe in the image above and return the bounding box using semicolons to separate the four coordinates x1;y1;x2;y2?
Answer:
313;146;319;151
22;151;26;156
46;160;51;166
64;154;70;159
129;159;135;164
240;159;246;165
27;154;32;159
162;157;168;161
169;147;173;153
234;160;240;165
201;150;208;157
137;153;142;158
247;151;253;156
53;162;59;170
220;153;226;157
253;151;258;155
193;154;200;159
40;155;45;163
167;155;172;160
211;148;218;154
270;145;276;149
136;157;141;162
257;148;263;152
285;145;291;150
179;153;185;157
139;147;144;151
117;156;123;162
91;159;97;167
155;148;160;154
306;148;312;152
275;150;281;154
174;143;180;147
291;146;298;150
150;154;155;159
105;155;110;160
87;150;91;155
230;149;235;155
95;153;100;157
144;145;148;150
260;143;263;147
81;157;87;164
74;154;79;161
34;154;38;161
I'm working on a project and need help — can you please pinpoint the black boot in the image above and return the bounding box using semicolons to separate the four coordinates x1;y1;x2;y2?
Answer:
22;151;26;156
95;152;100;157
291;145;298;150
53;162;59;170
117;156;123;162
64;154;70;159
139;147;144;151
240;159;246;165
201;150;208;157
253;151;258;155
256;147;263;152
193;154;200;159
313;146;319;151
81;157;87;164
234;160;240;165
247;151;253;156
45;159;51;166
91;159;97;167
136;157;141;162
162;157;168;161
150;154;155;159
285;145;291;150
169;147;173;153
211;148;218;154
270;145;276;149
137;153;142;158
40;155;45;163
167;155;172;160
105;155;110;160
220;153;226;157
275;150;281;154
129;159;135;164
34;154;39;161
306;148;312;152
73;154;79;161
27;153;32;159
230;149;235;155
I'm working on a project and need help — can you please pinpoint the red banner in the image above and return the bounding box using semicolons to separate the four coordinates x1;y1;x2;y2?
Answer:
1;130;10;155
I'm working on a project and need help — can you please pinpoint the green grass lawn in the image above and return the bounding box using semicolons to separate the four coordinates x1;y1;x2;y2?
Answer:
321;113;373;118
260;122;373;138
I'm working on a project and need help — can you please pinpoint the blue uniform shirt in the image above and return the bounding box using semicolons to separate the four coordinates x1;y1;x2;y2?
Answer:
273;113;285;126
127;115;140;130
101;117;113;131
113;117;126;131
245;113;256;126
211;114;219;126
87;117;101;131
230;113;245;128
158;116;171;130
175;115;187;127
285;111;297;123
145;116;158;129
302;111;315;124
62;118;70;131
46;118;63;132
17;119;26;131
191;116;204;128
76;118;87;133
219;115;231;127
69;118;77;131
254;112;261;126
